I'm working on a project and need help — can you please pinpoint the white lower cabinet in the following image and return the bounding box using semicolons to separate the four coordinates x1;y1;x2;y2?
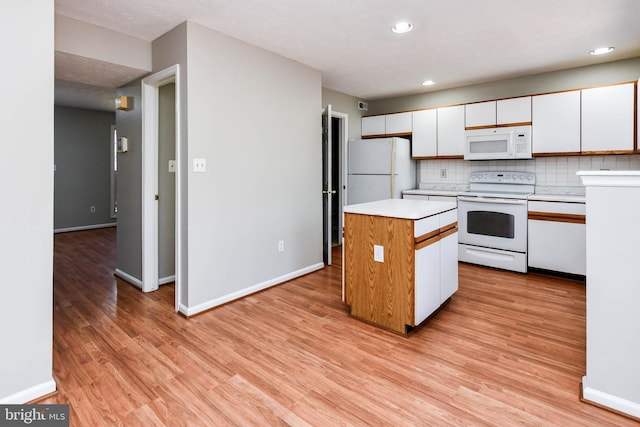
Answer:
440;228;459;302
528;200;586;275
414;209;458;325
414;238;441;324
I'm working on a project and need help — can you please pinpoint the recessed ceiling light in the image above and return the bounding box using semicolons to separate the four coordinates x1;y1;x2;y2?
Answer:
422;80;436;86
392;22;413;34
589;46;615;55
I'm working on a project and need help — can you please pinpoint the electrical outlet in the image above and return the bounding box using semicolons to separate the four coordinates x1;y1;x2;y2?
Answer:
278;240;285;252
193;158;206;172
374;245;384;263
440;168;447;178
90;206;96;213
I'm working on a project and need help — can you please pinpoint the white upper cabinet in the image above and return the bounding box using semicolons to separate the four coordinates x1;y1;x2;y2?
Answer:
361;115;385;136
385;112;412;135
466;97;532;128
412;109;437;158
532;91;581;154
362;113;412;137
581;83;635;153
497;96;531;125
465;101;495;128
438;105;466;157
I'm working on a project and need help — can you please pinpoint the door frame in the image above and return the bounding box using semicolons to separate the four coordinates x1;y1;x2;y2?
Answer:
322;107;348;265
141;64;182;313
333;110;348;246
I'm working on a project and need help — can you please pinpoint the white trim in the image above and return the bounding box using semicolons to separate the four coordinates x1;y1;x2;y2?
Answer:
110;124;117;219
332;110;348;247
141;65;182;311
54;223;117;234
582;376;640;418
159;275;175;285
0;378;56;404
114;268;142;289
180;263;324;316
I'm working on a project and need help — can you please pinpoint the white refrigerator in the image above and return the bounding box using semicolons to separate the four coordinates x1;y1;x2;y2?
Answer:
347;137;416;205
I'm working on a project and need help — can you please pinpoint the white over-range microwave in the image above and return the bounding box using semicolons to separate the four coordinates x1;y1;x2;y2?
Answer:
464;126;532;160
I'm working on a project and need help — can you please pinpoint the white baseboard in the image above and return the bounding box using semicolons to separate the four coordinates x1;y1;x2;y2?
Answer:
182;262;324;316
114;269;142;289
582;376;640;419
54;223;116;234
0;378;57;404
159;275;175;285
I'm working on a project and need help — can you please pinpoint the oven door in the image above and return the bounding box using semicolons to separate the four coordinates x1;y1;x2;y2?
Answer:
457;196;527;252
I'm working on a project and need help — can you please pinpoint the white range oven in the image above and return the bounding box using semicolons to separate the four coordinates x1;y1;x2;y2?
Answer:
457;171;535;273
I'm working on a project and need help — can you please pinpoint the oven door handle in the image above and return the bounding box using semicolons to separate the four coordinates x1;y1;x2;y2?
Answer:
457;196;527;205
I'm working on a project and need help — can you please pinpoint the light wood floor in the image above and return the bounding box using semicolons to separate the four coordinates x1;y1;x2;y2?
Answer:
40;227;637;426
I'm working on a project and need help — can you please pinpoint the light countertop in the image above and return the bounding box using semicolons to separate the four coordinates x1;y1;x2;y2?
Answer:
403;189;460;197
344;198;456;220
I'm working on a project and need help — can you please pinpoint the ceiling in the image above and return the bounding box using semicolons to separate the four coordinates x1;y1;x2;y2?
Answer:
54;0;640;111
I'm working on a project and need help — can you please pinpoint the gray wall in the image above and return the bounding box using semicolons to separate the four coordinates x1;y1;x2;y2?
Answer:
142;22;323;312
184;22;322;310
0;1;55;402
115;82;143;281
322;87;364;141
368;57;640;115
54;106;115;230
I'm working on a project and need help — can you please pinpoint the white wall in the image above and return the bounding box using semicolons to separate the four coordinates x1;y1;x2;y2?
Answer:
184;22;323;312
0;1;56;402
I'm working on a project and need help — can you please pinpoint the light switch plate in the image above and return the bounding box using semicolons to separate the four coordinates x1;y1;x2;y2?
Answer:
374;245;384;263
193;158;206;172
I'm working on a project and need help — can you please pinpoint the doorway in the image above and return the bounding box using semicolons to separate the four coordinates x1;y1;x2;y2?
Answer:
141;65;183;313
322;106;348;265
157;83;176;286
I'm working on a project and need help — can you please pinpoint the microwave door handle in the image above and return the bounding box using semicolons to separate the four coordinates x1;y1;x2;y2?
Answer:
458;196;527;205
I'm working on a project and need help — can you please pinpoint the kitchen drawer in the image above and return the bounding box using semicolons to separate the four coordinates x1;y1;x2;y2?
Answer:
414;215;440;238
439;209;458;228
528;200;585;215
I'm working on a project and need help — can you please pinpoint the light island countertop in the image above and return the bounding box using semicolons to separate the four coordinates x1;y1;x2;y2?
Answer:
344;198;456;220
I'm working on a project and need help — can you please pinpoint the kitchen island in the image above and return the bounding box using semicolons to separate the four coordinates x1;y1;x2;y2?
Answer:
343;199;458;334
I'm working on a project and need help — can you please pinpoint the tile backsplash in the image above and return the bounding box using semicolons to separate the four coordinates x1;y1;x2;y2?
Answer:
419;155;640;188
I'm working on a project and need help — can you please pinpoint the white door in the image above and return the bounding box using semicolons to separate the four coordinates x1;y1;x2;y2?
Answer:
322;104;334;265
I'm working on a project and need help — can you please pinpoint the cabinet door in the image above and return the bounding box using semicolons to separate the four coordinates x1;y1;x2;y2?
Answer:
465;101;496;128
532;91;581;154
497;96;531;125
528;201;586;275
385;112;412;135
437;105;465;157
412;109;437;157
361;116;385;136
581;83;635;153
440;230;458;303
415;241;440;325
528;220;586;275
